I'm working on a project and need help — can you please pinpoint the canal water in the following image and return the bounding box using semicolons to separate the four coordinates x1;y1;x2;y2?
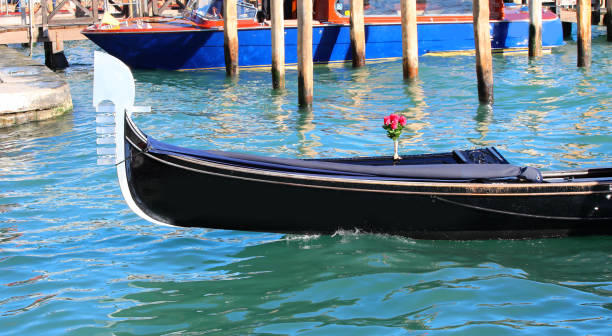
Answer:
1;27;610;335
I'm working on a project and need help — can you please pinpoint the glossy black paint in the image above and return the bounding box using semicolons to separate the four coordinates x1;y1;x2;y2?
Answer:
122;117;612;239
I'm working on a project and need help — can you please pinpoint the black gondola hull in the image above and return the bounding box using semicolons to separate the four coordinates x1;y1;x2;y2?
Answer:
123;119;612;239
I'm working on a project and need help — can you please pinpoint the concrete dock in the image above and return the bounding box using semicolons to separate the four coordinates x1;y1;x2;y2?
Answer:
0;45;72;128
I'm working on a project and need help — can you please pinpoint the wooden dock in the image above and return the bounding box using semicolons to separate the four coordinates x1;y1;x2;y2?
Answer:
0;21;91;45
0;0;182;68
0;0;103;68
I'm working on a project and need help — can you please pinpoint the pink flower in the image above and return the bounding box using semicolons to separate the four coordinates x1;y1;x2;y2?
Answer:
389;114;399;123
399;115;407;127
391;121;398;130
383;115;391;125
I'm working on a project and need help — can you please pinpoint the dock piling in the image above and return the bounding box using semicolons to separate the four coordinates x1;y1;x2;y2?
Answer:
271;0;285;89
350;0;366;67
577;0;591;67
529;0;542;57
28;0;34;56
607;0;611;41
45;39;69;70
473;0;493;104
297;0;313;106
401;0;418;79
224;0;239;76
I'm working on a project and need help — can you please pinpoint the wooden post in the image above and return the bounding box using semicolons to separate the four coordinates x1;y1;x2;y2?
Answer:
576;0;591;67
153;0;159;16
473;0;493;104
562;21;573;40
45;38;69;70
93;0;99;22
271;0;285;89
41;0;48;28
297;0;313;106
41;0;48;46
141;0;148;17
529;0;542;57
401;0;418;79
28;0;34;56
349;0;365;67
224;0;239;76
607;0;611;41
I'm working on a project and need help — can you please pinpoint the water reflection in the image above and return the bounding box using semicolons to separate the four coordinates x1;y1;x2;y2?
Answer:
104;234;612;335
0;226;22;245
296;105;319;157
468;104;493;147
399;80;429;147
0;114;73;177
266;90;292;134
346;66;371;112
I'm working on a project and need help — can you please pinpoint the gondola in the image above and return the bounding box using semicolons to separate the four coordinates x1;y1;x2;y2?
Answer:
94;51;612;239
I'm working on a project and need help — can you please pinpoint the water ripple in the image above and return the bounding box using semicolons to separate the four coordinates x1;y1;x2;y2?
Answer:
0;31;610;335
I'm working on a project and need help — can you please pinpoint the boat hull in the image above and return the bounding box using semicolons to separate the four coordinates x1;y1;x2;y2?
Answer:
122;117;612;240
84;19;564;70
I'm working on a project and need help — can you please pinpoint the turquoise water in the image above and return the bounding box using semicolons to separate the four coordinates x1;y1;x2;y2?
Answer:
1;27;611;335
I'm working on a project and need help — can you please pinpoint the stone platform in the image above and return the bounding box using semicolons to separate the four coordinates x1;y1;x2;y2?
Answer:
0;45;72;128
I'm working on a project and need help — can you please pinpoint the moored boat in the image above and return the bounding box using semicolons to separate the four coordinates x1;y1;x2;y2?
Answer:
94;51;611;239
83;0;564;71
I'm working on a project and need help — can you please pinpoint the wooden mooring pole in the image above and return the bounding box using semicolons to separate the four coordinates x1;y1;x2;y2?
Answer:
401;0;418;79
473;0;493;104
350;0;366;67
28;0;34;56
271;0;285;89
577;0;591;67
44;39;69;70
529;0;542;57
224;0;239;76
297;0;313;106
607;0;611;42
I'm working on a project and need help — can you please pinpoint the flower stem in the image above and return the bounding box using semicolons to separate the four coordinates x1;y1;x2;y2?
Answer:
393;140;402;160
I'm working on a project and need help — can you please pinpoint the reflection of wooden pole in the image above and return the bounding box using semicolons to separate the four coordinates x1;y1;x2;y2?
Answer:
401;0;418;79
224;0;239;76
350;0;365;67
271;0;285;89
606;0;611;42
473;0;493;104
297;0;313;106
576;0;591;67
529;0;542;57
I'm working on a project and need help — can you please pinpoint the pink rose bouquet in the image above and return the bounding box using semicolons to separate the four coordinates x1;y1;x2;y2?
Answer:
383;114;407;140
382;114;407;160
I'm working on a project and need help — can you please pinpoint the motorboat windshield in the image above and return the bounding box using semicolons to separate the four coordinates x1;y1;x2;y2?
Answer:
185;0;258;21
